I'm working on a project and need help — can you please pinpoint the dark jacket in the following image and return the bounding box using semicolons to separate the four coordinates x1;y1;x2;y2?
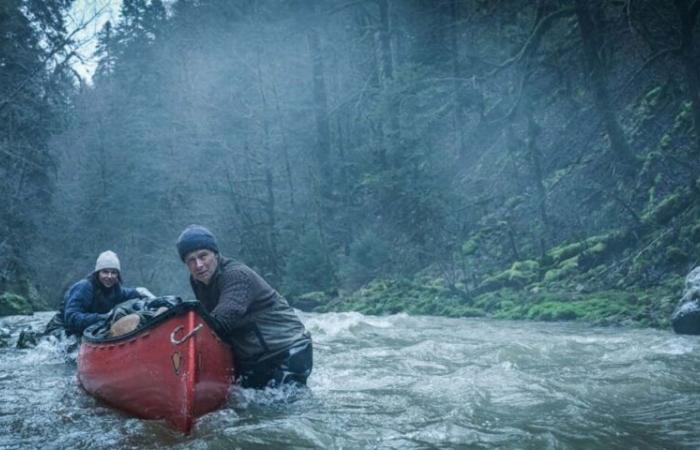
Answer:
63;273;142;336
190;256;311;364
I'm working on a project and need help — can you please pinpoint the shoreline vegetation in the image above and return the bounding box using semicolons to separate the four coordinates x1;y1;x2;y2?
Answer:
0;279;682;330
1;179;697;329
292;277;682;329
2;3;700;334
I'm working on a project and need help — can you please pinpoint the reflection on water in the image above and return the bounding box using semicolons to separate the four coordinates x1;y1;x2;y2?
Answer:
1;311;699;449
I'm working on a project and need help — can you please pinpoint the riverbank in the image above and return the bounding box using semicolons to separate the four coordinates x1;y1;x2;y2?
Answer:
292;275;682;329
291;190;698;329
0;279;681;329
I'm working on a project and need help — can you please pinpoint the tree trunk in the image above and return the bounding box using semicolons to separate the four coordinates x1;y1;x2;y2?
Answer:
574;0;635;170
306;3;333;199
672;0;700;157
525;98;550;257
375;0;400;165
254;50;280;281
450;0;467;161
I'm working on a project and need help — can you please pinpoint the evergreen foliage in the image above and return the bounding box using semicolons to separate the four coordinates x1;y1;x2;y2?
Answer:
2;0;699;327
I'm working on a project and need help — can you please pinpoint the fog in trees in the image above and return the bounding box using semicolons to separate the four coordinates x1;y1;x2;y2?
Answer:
2;0;699;319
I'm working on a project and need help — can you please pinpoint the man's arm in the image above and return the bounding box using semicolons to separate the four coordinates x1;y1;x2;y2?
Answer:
210;267;256;335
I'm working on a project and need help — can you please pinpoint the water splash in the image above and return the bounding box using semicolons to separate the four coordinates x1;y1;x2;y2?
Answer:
1;312;699;448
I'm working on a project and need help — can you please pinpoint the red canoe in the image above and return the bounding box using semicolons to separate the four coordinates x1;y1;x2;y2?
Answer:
77;302;234;433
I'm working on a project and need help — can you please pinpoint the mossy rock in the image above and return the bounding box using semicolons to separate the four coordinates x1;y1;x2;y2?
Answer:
547;241;585;264
544;256;579;282
290;291;332;311
492;300;529;320
333;277;454;316
578;242;608;269
461;238;479;256
665;246;688;265
545;232;621;267
0;292;33;316
527;302;582;321
512;259;540;273
523;290;641;324
479;260;541;291
689;223;700;244
642;192;688;226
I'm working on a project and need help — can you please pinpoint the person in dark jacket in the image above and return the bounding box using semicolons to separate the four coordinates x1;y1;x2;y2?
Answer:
60;250;151;336
176;224;313;389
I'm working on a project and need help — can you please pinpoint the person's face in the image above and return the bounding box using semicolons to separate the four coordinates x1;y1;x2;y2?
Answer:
98;269;119;288
185;249;218;285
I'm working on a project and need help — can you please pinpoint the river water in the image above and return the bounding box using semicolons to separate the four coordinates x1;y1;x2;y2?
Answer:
1;311;699;449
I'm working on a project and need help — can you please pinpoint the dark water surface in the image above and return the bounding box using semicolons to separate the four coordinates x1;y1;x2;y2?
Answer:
1;311;699;449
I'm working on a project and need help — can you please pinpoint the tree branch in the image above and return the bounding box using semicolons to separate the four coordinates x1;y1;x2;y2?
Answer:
484;7;576;76
620;46;679;92
0;6;106;112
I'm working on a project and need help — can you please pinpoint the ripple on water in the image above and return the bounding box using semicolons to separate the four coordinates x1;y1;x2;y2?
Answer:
1;312;700;449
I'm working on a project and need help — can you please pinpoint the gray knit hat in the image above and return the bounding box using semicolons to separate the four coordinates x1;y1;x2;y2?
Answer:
176;225;219;261
95;250;121;272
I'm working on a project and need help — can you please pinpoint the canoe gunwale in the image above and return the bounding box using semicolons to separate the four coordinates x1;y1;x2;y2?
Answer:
81;300;222;345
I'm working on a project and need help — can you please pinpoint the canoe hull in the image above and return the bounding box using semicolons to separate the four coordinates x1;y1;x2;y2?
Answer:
77;310;233;433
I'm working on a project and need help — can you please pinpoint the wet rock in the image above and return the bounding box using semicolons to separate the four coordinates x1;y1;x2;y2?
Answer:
0;327;11;347
16;330;40;348
671;266;700;335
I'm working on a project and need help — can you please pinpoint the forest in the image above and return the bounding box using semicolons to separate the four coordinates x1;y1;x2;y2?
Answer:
1;0;699;328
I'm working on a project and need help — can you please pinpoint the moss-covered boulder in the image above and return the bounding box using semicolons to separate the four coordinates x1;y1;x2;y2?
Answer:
544;256;579;282
329;277;476;317
642;191;691;226
290;291;332;311
0;292;33;316
479;260;541;291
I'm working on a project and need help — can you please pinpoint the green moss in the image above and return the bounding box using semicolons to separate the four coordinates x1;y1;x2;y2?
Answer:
659;133;672;150
547;241;584;264
675;101;693;129
544;256;579;282
474;290;508;312
642;193;688;225
512;260;540;272
545;232;618;266
290;291;332;311
665;246;688;264
527;302;582;321
332;277;474;317
690;223;700;243
479;259;541;291
0;293;33;316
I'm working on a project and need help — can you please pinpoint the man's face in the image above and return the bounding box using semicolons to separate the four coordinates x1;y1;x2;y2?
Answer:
98;269;119;288
185;249;218;284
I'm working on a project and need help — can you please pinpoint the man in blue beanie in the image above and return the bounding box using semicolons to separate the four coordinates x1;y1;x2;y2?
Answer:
176;224;313;388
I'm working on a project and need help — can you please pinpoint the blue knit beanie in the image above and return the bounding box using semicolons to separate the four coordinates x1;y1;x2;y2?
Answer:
176;225;219;261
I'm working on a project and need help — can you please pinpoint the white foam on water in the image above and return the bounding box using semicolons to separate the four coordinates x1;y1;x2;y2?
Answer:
303;311;392;337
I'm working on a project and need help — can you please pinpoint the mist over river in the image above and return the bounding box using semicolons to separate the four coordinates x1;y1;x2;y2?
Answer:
1;311;699;449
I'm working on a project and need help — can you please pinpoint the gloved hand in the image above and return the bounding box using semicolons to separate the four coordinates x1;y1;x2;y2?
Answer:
136;287;156;299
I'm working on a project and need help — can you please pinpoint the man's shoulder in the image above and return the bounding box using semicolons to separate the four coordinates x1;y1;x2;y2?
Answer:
218;258;259;284
219;257;252;274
